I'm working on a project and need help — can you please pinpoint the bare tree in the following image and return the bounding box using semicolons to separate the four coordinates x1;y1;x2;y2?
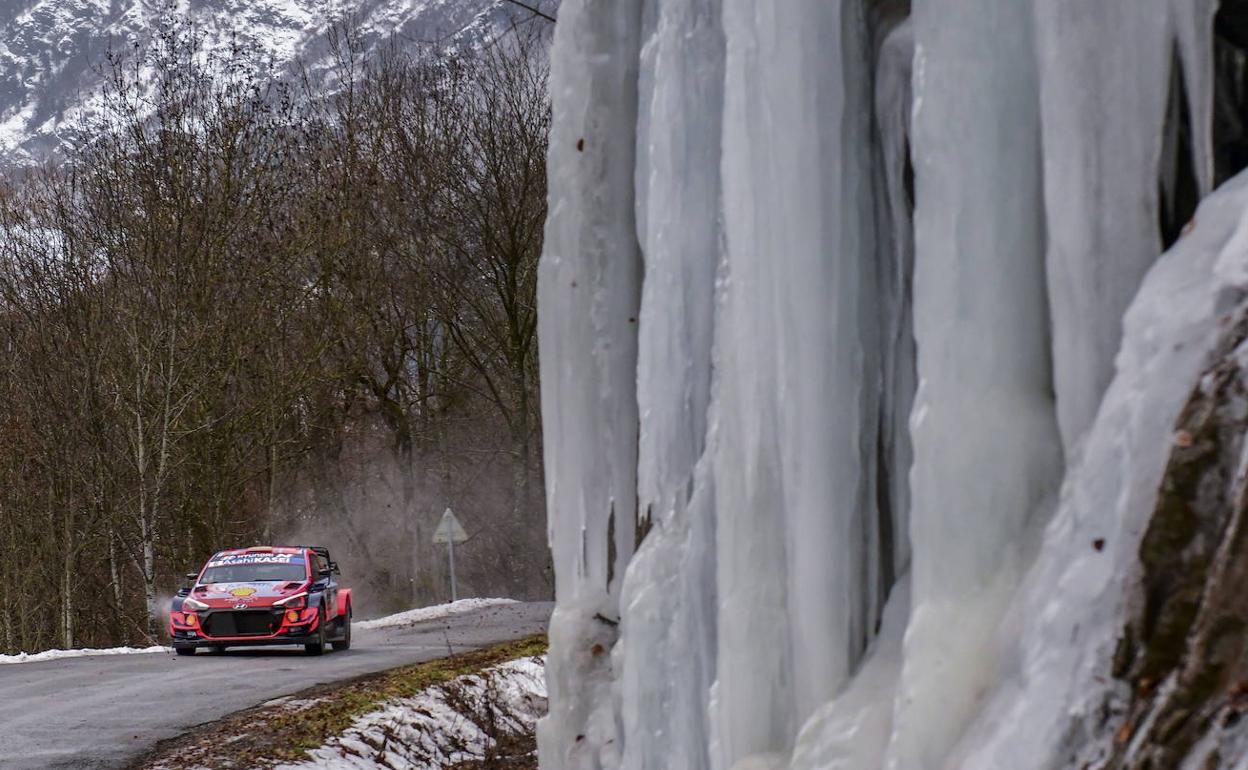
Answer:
0;11;555;653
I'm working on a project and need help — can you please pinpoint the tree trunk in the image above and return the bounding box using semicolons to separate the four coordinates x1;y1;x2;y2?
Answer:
142;526;158;642
265;441;278;542
61;554;74;649
108;525;123;623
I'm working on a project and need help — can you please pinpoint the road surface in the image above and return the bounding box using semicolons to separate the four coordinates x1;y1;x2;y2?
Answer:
0;601;552;770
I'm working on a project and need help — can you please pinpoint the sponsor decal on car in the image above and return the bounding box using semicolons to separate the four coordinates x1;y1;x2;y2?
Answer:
207;553;304;567
230;587;258;597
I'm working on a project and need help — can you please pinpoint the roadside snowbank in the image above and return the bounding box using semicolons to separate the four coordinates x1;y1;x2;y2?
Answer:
0;599;516;665
273;656;547;770
0;644;169;665
355;598;518;630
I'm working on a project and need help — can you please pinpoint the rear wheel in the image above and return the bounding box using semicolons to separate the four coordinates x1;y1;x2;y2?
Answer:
331;609;352;652
174;647;195;657
304;610;326;656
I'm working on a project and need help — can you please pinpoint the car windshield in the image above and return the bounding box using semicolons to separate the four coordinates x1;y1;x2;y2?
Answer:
199;562;307;584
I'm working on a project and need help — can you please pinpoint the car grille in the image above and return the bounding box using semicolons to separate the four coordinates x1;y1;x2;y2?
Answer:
203;610;278;637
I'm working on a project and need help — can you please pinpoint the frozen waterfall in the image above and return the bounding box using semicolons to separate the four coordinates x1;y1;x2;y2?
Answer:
536;1;1237;770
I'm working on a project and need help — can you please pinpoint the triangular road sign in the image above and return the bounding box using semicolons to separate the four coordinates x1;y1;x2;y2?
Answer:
433;507;469;544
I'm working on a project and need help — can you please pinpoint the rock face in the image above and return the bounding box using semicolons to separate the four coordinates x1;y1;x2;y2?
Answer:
1108;309;1248;769
0;0;549;165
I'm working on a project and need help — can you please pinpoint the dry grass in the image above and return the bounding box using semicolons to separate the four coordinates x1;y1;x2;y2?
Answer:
128;634;547;770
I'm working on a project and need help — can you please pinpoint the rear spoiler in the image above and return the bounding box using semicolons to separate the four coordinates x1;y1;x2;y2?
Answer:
297;545;340;574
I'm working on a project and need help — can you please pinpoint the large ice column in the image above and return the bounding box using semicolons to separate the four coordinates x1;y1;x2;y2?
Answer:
633;0;721;547
884;0;1064;768
772;20;919;770
535;2;644;769
1037;0;1218;450
618;1;724;769
714;1;880;767
953;169;1248;770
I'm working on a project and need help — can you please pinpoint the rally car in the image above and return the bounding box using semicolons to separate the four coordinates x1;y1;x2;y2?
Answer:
169;546;353;656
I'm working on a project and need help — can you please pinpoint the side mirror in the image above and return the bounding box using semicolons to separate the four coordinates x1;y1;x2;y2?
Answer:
330;562;341;575
185;572;198;583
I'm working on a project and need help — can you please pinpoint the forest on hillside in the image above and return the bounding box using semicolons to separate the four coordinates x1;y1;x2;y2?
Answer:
0;15;551;652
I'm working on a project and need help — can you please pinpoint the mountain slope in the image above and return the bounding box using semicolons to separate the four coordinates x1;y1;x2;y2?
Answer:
0;0;553;165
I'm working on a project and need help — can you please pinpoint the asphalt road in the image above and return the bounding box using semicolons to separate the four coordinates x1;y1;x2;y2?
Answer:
0;601;552;770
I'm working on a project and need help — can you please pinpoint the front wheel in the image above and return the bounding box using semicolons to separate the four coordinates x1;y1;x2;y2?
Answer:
331;609;352;652
304;611;326;656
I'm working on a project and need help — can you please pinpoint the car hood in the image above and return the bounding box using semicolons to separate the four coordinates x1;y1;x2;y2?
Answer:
190;581;308;609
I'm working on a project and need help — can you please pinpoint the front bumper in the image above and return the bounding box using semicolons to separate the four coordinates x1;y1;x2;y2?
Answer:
170;606;322;648
170;628;321;648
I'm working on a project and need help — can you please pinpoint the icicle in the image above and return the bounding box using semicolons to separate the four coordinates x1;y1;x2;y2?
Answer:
618;0;724;769
713;1;881;767
535;1;644;768
775;18;919;770
537;0;643;614
884;0;1064;768
1172;0;1219;197
633;0;721;538
1039;0;1219;451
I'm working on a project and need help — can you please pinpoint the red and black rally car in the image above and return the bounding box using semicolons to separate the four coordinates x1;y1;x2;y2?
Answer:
169;546;353;656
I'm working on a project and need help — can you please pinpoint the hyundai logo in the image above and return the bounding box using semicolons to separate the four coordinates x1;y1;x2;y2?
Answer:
233;603;248;609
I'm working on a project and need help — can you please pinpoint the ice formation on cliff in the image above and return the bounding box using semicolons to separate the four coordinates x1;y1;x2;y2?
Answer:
536;1;1231;769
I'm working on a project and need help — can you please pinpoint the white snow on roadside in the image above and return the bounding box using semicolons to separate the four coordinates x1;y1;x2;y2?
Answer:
274;656;547;770
0;599;517;665
355;598;519;630
0;644;170;665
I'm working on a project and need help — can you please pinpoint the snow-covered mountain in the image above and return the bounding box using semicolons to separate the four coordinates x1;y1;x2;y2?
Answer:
0;0;554;164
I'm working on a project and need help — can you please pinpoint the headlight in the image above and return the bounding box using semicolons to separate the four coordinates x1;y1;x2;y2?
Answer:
183;597;209;611
274;592;308;608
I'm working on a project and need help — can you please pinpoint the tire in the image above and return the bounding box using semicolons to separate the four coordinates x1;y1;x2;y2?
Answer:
331;609;352;652
304;610;326;656
208;645;226;654
174;647;195;657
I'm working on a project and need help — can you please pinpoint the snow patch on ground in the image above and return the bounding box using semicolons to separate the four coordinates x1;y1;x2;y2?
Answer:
274;656;547;770
262;695;328;711
0;644;169;665
355;598;519;630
